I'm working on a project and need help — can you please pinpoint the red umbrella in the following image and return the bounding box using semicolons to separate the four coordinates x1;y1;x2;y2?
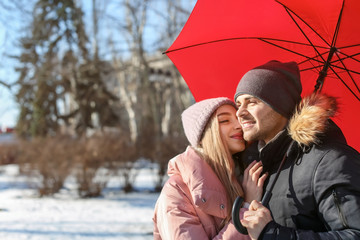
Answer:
165;0;360;152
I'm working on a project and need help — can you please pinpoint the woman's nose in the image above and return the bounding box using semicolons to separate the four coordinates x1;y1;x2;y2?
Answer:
234;120;242;129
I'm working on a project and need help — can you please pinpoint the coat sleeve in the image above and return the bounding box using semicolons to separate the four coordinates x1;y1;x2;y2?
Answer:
214;220;251;240
154;175;250;240
259;146;360;240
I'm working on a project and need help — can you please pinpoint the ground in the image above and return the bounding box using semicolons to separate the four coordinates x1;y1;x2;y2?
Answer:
0;164;160;240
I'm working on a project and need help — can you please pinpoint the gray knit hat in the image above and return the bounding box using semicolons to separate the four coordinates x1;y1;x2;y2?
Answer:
234;60;302;119
181;97;236;147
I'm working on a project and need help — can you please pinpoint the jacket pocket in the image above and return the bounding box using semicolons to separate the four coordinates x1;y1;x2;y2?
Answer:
332;188;349;228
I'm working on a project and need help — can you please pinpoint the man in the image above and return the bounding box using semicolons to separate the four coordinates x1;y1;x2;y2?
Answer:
234;60;360;239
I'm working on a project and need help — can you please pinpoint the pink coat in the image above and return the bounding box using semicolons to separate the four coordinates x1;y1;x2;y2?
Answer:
153;146;249;239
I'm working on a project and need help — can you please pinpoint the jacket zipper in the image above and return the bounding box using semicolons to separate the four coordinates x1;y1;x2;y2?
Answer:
332;189;349;228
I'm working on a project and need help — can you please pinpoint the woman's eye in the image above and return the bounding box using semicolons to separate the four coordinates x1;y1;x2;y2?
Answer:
219;120;229;123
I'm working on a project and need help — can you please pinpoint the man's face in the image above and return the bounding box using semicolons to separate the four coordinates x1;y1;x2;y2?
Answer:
235;94;288;144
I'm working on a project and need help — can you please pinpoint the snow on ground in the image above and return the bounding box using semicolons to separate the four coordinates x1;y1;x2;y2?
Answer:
0;163;161;240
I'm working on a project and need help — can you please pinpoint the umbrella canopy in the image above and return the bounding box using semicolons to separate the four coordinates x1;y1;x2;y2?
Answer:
166;0;360;151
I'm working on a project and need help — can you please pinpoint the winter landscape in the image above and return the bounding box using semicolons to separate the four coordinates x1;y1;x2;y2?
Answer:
0;162;160;240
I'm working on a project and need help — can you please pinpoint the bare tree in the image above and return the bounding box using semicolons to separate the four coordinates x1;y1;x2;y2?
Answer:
4;0;196;194
14;0;120;137
110;0;193;191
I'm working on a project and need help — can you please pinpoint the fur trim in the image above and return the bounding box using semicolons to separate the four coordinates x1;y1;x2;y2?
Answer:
288;93;338;147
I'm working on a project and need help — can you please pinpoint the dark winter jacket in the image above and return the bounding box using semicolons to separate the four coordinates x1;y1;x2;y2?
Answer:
242;93;360;240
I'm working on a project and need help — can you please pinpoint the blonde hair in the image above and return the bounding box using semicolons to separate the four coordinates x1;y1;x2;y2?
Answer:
195;110;244;226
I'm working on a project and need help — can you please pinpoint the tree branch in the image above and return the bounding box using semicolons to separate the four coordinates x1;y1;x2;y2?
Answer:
0;80;12;89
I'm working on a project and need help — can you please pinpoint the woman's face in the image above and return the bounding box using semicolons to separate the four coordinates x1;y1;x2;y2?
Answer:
216;104;245;154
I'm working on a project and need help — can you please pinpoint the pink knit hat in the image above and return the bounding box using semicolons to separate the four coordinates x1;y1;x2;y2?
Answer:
181;97;236;147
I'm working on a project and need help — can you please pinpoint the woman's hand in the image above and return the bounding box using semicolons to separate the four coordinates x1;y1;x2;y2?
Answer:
241;200;273;240
241;160;267;203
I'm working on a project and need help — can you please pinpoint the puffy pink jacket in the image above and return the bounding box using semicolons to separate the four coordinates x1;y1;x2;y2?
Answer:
153;146;249;239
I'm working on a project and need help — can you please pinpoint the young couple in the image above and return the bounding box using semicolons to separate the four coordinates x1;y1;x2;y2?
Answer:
153;60;360;240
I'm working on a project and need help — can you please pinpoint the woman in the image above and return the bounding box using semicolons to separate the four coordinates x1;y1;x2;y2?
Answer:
153;97;267;239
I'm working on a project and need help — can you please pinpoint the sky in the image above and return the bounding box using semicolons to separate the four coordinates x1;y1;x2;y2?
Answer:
0;0;30;129
0;19;19;128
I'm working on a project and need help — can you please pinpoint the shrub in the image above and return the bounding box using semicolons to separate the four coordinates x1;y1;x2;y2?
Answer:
17;135;75;196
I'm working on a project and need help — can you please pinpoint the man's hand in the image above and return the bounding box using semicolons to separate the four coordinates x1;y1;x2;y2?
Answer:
241;200;272;240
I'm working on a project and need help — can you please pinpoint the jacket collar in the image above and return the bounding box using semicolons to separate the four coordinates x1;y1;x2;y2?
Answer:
258;129;292;173
258;93;341;172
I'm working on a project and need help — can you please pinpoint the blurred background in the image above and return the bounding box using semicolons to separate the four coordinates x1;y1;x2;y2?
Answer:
0;0;196;239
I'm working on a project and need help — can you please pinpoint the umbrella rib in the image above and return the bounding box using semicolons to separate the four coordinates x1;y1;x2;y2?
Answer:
304;49;360;75
332;51;360;65
329;65;360;75
261;38;327;49
276;1;331;46
313;0;345;91
292;47;360;100
338;43;360;50
276;1;340;91
303;64;360;76
291;53;360;101
328;64;360;102
329;0;345;48
334;53;360;95
290;50;360;75
322;50;360;75
259;38;324;64
164;37;326;54
298;51;329;69
281;6;327;66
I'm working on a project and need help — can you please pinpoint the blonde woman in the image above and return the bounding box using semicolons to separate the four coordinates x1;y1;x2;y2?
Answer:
153;97;267;239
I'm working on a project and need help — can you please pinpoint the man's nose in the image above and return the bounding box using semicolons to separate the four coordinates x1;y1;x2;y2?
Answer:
236;106;246;118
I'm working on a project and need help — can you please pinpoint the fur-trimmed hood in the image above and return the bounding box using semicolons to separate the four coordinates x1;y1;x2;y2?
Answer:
288;92;338;147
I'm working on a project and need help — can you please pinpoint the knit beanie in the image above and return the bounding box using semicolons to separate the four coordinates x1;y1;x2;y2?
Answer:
181;97;236;147
234;60;302;119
